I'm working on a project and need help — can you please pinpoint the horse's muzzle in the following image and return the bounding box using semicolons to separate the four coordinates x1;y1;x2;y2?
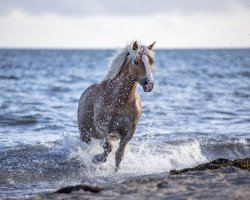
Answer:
142;79;154;92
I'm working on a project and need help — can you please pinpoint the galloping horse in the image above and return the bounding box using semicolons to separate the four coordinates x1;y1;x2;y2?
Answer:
78;41;156;171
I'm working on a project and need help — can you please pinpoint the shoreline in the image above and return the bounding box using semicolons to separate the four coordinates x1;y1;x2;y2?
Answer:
27;157;250;200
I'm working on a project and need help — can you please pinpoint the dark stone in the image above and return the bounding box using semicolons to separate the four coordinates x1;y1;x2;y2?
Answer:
56;184;102;194
170;157;250;175
157;181;168;188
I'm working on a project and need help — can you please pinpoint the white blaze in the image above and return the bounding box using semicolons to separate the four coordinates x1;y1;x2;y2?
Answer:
142;54;153;81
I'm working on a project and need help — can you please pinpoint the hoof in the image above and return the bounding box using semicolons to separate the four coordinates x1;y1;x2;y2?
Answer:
114;166;119;172
92;154;107;163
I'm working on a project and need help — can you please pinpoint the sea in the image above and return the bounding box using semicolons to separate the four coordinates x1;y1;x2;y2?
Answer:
0;48;249;198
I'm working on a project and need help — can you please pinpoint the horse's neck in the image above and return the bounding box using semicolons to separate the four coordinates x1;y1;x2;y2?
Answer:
109;63;137;101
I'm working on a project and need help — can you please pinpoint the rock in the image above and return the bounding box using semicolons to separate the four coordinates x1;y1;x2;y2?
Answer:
56;184;102;194
170;157;250;175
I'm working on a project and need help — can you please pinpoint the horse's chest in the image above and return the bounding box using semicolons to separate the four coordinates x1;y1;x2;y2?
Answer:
110;112;134;132
113;105;135;120
117;101;141;121
95;94;141;130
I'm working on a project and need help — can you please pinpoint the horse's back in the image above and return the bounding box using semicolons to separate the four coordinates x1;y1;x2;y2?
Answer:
77;84;99;140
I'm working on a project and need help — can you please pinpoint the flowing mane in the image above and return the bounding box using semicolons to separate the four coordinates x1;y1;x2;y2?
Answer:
102;47;130;82
102;42;154;82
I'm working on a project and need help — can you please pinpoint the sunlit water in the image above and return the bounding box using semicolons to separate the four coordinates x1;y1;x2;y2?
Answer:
0;49;249;198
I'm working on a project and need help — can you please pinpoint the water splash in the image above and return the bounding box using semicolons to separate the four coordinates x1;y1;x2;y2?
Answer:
52;134;207;183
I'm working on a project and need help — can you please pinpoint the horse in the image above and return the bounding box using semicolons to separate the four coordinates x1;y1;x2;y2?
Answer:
77;41;156;171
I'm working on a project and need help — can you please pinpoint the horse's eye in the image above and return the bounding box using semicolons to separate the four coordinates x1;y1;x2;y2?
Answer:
134;59;138;65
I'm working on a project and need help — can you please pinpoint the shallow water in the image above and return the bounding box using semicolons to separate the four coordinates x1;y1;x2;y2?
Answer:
0;49;250;198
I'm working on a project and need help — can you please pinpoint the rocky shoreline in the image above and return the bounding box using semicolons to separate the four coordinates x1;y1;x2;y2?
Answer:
26;158;250;200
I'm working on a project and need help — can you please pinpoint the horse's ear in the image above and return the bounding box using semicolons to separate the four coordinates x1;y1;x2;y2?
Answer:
132;41;138;51
148;42;156;50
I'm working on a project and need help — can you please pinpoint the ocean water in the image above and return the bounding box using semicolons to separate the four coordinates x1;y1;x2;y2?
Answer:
0;49;249;198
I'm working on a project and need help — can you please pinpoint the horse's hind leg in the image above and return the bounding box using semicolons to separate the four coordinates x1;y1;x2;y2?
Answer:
79;127;91;144
93;140;113;163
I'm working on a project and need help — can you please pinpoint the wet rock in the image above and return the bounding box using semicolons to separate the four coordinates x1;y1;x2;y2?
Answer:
170;157;250;175
56;184;102;194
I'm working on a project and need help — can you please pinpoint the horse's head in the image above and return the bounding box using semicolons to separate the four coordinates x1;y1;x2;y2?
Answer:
128;41;156;92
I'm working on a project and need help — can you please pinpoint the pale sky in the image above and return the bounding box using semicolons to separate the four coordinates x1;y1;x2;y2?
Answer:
0;0;250;48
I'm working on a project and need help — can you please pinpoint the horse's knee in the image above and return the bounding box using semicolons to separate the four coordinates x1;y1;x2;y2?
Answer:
80;130;91;144
82;136;91;144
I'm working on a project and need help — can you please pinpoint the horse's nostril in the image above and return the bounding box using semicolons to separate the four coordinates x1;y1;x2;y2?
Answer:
143;79;148;85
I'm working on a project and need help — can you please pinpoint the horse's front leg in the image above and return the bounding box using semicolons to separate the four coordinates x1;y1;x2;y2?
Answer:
115;128;135;171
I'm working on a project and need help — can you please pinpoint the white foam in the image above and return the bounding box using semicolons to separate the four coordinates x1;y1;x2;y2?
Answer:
234;138;248;145
52;134;208;182
120;139;207;174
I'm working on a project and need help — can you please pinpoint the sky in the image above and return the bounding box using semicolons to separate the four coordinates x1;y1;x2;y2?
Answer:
0;0;250;48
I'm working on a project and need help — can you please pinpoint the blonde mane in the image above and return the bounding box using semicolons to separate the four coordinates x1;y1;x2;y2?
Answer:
102;42;154;82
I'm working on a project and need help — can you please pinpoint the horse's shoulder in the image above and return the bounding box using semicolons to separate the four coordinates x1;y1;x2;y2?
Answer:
83;83;99;94
80;84;99;102
88;83;99;89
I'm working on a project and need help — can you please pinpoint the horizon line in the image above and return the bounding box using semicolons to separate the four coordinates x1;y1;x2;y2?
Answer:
0;46;250;50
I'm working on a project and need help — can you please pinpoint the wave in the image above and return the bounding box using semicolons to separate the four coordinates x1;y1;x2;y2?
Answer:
57;136;207;182
0;134;249;198
0;114;37;126
201;138;250;160
0;135;206;183
0;75;19;80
